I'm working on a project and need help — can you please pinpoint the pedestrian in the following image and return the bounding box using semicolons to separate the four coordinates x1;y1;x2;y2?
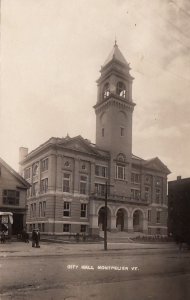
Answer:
82;233;86;242
32;228;40;248
1;231;6;243
76;233;80;242
22;227;29;243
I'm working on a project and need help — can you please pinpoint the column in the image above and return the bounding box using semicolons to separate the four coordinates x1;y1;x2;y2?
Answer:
143;218;148;234
89;215;99;235
128;217;133;233
110;216;117;231
74;158;80;194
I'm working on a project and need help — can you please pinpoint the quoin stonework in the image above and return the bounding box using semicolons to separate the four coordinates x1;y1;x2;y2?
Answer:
19;43;170;236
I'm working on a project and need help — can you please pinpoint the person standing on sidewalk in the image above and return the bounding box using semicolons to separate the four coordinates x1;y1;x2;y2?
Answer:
32;229;40;248
1;231;6;243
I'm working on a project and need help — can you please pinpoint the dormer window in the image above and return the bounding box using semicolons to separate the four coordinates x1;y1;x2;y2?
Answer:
103;83;110;99
116;81;126;98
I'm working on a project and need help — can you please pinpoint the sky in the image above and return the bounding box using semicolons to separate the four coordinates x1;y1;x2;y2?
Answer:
0;0;190;181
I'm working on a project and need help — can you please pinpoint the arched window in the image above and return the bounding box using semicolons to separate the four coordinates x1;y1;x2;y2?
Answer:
116;82;126;98
102;83;110;99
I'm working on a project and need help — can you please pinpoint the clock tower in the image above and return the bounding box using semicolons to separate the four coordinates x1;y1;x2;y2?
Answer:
94;42;135;195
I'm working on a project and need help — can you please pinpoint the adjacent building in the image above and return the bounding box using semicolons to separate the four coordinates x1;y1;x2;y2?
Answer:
19;43;170;236
168;176;190;242
0;157;30;235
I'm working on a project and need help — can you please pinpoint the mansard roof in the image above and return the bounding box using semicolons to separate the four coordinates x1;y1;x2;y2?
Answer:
0;157;30;188
102;42;129;67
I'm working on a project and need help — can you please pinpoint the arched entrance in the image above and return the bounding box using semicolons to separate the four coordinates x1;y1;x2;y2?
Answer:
133;210;143;232
98;206;111;231
116;209;127;231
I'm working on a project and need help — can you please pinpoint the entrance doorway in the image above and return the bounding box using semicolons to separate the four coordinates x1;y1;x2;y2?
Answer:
12;213;24;235
116;209;125;231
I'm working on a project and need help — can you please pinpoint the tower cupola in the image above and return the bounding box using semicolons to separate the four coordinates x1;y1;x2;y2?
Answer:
96;42;134;105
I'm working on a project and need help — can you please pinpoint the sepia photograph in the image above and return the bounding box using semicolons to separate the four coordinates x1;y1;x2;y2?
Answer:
0;0;190;299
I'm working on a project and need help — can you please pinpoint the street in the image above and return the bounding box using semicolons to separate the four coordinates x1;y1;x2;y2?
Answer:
0;241;190;300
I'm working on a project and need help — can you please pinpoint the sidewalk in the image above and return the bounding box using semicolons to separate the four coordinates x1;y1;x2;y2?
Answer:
0;240;179;258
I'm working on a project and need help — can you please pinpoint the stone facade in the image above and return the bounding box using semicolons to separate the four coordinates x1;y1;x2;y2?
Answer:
20;43;170;236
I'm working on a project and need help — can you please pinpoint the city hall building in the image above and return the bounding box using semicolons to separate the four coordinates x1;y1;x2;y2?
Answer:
19;43;170;236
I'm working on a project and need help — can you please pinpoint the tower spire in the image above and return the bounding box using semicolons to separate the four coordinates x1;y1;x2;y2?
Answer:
114;34;117;47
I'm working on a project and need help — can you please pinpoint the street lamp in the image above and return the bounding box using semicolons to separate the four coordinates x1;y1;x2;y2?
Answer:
104;181;108;251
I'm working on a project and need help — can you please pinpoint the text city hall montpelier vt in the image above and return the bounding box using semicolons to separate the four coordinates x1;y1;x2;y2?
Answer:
19;43;170;236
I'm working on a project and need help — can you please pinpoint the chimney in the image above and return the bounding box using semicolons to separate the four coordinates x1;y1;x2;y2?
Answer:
177;176;182;180
19;147;28;175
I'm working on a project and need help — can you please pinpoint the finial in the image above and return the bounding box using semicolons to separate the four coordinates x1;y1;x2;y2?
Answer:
114;34;117;47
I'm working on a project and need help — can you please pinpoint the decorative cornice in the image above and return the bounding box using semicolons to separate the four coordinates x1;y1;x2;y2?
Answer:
94;95;135;114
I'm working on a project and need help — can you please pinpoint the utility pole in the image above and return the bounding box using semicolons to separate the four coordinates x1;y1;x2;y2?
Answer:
104;181;108;251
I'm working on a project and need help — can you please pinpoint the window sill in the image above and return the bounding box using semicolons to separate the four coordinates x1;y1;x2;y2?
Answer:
115;178;127;182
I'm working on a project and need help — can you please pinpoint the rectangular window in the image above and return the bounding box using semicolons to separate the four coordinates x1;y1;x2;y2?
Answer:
131;189;140;200
42;223;45;232
63;202;71;217
116;165;125;180
95;165;107;178
32;182;38;196
30;204;33;218
63;224;70;233
156;188;161;203
120;127;124;136
41;178;48;194
41;158;48;172
63;173;71;192
131;173;140;183
145;186;150;201
145;174;151;184
39;202;42;217
81;225;87;233
33;203;36;217
80;175;87;195
42;201;46;217
81;203;87;218
95;183;106;196
155;176;162;186
148;210;151;222
3;190;20;206
156;211;161;223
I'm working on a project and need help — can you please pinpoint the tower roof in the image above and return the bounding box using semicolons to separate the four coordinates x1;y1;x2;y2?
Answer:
102;41;128;67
